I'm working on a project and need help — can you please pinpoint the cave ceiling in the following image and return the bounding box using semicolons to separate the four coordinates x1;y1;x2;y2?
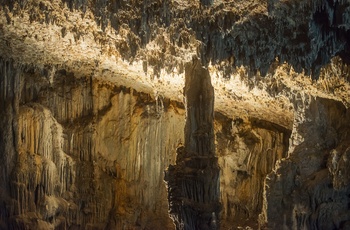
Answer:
0;0;349;128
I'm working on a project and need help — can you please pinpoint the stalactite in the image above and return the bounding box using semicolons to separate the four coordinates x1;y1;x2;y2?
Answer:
0;66;189;229
0;1;349;228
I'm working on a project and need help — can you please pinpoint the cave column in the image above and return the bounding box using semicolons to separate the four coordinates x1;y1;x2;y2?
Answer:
165;58;221;230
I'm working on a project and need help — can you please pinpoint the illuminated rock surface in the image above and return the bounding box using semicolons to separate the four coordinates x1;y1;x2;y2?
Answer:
0;0;349;229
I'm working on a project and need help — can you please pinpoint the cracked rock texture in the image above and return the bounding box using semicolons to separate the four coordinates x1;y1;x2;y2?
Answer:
0;0;350;229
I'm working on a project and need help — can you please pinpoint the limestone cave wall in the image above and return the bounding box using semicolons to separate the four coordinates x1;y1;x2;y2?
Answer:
0;59;293;229
1;0;350;229
0;59;184;229
262;96;350;229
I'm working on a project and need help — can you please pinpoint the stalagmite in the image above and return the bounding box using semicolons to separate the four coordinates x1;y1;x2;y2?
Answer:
1;0;350;229
165;58;221;230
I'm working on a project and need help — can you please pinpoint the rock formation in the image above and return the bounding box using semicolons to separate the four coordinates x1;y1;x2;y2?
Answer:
261;96;350;229
0;0;349;229
164;58;220;230
0;59;184;229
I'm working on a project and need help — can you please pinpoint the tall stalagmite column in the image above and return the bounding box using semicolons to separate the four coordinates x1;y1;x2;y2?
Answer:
165;58;221;230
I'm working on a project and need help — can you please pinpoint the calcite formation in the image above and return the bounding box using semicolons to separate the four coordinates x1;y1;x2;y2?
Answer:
0;59;184;229
165;58;220;229
0;0;350;229
261;96;350;229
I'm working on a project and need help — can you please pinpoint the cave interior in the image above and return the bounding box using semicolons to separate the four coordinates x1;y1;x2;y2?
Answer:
0;0;350;229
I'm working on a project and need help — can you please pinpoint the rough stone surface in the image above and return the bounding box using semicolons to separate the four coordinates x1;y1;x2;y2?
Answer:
0;59;184;229
164;58;220;230
216;114;290;229
0;0;350;229
0;58;293;229
261;97;350;229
